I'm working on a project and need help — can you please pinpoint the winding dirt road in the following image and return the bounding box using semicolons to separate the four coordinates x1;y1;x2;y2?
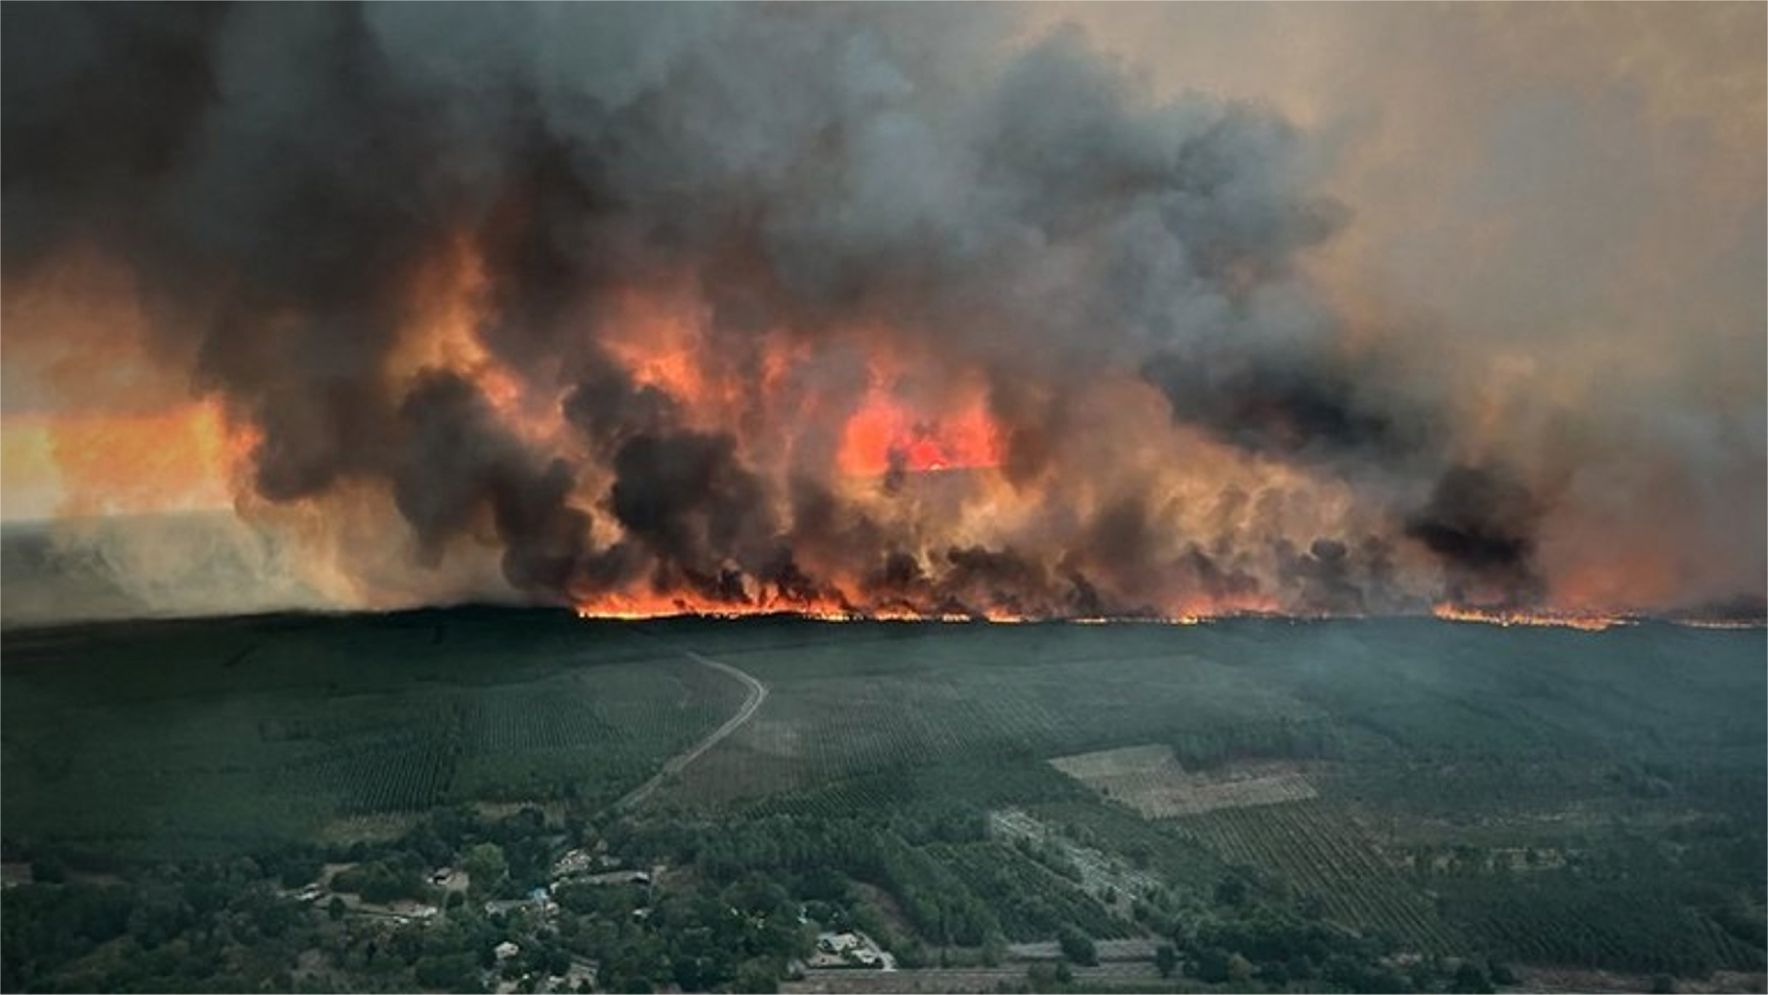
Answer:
614;650;767;813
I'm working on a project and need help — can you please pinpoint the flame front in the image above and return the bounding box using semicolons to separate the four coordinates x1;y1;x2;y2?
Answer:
1431;604;1631;632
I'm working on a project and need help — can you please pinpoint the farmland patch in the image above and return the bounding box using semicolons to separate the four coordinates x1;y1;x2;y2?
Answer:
1176;799;1459;952
1048;743;1316;818
988;807;1162;914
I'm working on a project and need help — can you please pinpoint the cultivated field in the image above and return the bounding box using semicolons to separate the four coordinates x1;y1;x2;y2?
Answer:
1048;744;1317;817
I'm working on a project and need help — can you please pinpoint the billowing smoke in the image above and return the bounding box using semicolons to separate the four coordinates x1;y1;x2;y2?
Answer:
3;3;1762;622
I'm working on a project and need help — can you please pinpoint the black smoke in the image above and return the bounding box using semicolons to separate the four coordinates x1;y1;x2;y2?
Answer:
1404;464;1546;607
6;3;1698;619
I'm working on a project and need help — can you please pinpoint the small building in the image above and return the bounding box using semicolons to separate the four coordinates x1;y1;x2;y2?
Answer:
495;941;521;962
552;849;594;878
388;900;439;920
818;933;863;955
810;932;889;970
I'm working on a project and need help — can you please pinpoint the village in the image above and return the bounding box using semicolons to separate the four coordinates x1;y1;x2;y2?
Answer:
284;835;897;994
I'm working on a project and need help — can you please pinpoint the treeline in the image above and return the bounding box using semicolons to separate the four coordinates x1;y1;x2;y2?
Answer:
1170;718;1341;770
630;805;1010;950
2;860;320;992
1451;877;1766;977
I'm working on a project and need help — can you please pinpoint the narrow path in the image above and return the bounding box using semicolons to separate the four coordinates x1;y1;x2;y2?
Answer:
614;650;767;813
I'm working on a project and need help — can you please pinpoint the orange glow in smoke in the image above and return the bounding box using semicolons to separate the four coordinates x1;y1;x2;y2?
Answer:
1;400;254;520
390;233;557;444
597;290;740;425
837;388;1003;477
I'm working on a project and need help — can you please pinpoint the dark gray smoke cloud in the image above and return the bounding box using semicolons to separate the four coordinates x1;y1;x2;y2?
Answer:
4;3;1760;621
1404;465;1545;609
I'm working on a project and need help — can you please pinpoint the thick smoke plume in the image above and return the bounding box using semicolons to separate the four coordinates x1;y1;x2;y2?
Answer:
4;4;1762;622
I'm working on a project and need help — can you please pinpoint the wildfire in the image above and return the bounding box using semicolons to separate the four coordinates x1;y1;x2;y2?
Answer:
573;588;856;622
575;593;1249;626
572;594;1035;624
837;387;1003;477
8;247;1754;631
1431;603;1632;632
573;597;1761;630
571;604;1209;624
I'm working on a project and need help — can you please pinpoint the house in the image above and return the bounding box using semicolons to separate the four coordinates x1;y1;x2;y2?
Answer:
552;849;594;878
810;932;891;970
495;941;521;961
818;933;862;955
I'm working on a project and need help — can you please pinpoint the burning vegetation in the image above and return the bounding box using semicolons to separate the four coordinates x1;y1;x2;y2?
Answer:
2;5;1761;626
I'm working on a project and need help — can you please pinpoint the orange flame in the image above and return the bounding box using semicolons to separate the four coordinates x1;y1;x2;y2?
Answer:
573;601;1236;625
837;388;1003;477
1431;603;1631;632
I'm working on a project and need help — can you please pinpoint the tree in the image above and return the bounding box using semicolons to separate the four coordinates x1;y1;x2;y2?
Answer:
30;857;67;884
1056;926;1096;966
279;859;322;889
416;953;479;990
733;958;777;993
1451;961;1493;993
981;931;1007;967
1196;948;1231;983
1155;943;1177;978
1214;877;1247;907
1262;959;1292;986
463;843;508;898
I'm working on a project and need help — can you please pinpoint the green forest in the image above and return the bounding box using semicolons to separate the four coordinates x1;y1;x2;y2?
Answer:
2;610;1763;992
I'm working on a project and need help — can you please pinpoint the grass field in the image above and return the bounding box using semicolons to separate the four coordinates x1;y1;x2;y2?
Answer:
3;610;1763;978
